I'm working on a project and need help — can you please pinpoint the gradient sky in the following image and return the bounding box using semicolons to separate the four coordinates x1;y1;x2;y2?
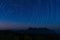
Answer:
0;0;60;29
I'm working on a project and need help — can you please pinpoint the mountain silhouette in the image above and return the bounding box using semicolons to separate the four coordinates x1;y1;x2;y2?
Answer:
0;27;56;35
22;27;57;35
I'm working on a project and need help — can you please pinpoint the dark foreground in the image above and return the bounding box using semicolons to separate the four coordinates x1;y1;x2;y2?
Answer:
0;28;60;40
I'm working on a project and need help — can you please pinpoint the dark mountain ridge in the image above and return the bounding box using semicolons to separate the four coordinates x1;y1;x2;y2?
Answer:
10;27;57;35
0;27;59;40
0;27;57;35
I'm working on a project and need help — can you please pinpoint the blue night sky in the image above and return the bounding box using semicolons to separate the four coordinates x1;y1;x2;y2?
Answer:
0;0;60;29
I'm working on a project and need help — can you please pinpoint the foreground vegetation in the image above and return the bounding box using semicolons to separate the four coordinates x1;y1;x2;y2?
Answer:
0;33;60;40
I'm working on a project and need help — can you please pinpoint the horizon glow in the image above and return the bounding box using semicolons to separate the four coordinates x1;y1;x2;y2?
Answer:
0;0;60;29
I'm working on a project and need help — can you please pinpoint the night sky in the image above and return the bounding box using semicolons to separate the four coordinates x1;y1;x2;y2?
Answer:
0;0;60;29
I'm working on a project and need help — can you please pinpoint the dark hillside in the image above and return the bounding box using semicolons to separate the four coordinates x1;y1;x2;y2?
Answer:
0;28;59;40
